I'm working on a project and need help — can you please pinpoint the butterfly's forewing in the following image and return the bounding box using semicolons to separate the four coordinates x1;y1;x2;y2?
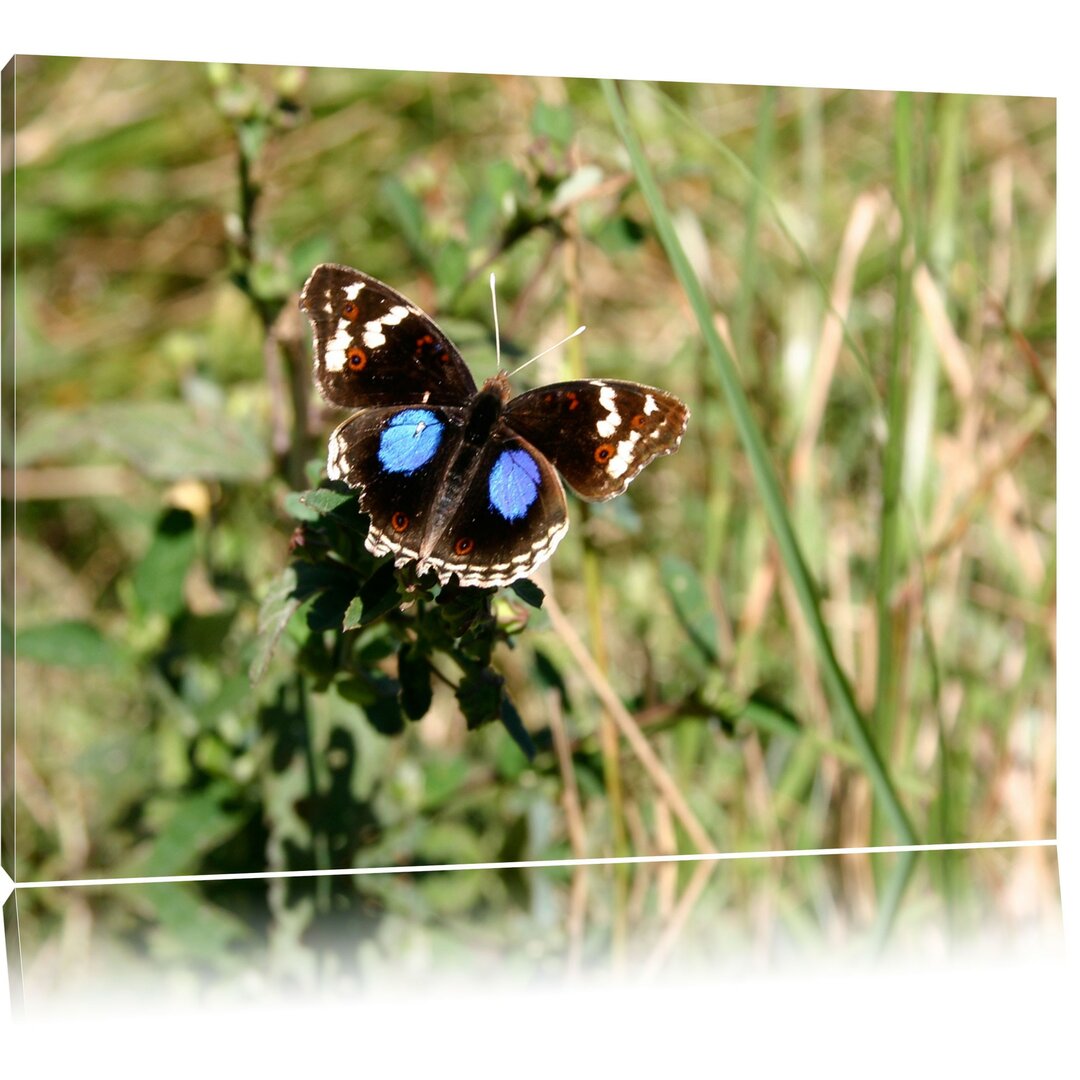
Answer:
327;405;468;564
419;434;569;588
301;264;477;409
503;380;690;501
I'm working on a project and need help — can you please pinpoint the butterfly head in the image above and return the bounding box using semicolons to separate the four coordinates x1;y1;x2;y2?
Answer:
479;369;513;403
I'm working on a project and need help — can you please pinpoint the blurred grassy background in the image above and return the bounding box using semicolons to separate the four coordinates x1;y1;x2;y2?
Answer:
3;58;1056;955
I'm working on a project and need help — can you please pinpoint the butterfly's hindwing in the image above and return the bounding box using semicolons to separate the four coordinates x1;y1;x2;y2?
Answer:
503;380;690;501
327;405;468;563
300;264;477;409
420;433;569;588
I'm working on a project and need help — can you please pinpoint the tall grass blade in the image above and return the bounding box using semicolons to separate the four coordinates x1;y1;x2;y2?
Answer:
733;86;777;370
602;79;917;846
873;93;919;809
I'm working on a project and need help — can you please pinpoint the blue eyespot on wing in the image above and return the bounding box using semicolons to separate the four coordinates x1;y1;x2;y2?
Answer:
377;408;444;474
488;447;542;521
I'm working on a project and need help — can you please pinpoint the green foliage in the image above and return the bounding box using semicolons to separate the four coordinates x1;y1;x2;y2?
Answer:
661;555;720;666
15;619;130;671
8;59;1056;967
17;402;270;482
265;473;541;759
133;508;198;619
531;100;575;148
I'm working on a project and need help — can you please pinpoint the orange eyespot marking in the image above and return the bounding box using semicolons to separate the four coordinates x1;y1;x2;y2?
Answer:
342;300;360;321
391;511;410;533
346;346;368;371
630;413;647;430
566;391;579;411
543;393;555;405
416;333;449;362
594;443;615;463
454;537;475;557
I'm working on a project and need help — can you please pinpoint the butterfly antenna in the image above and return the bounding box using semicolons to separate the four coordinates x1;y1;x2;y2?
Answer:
507;325;587;379
489;272;502;371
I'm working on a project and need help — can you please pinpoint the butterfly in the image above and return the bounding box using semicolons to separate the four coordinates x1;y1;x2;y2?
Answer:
299;264;689;588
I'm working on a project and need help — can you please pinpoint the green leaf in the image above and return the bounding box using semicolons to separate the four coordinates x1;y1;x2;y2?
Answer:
433;239;468;293
531;100;574;147
486;159;523;203
661;554;719;666
18;402;269;482
249;567;300;684
593;215;647;254
339;675;406;736
352;561;402;627
303;455;326;489
398;643;433;721
381;177;426;260
510;578;545;609
422;758;469;809
282;492;320;522
342;595;365;632
437;585;495;639
456;666;502;731
499;695;535;761
494;730;531;782
366;694;406;736
294;561;353;601
532;647;570;711
739;693;802;740
456;620;497;665
298;488;354;516
16;620;128;671
130;784;242;877
466;190;499;246
296;624;337;689
338;673;406;736
306;586;353;633
415;821;488;870
415;865;488;911
133;508;197;620
356;629;397;664
137;883;250;962
249;258;292;304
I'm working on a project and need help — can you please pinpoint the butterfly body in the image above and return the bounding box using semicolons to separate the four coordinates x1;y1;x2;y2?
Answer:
301;264;689;588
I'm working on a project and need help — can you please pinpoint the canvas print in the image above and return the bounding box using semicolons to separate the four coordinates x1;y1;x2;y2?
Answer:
1;57;1057;996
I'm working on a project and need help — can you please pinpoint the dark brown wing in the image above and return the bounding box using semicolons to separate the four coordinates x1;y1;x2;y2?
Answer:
503;380;689;501
300;264;477;409
326;405;467;565
417;432;569;588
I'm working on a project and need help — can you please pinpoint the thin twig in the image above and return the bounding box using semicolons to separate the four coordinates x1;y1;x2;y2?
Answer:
639;858;717;981
544;592;717;854
1;466;142;500
547;690;589;859
790;189;881;486
893;399;1051;603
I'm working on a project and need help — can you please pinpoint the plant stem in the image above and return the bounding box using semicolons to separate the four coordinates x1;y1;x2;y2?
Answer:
733;86;776;373
872;93;919;847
